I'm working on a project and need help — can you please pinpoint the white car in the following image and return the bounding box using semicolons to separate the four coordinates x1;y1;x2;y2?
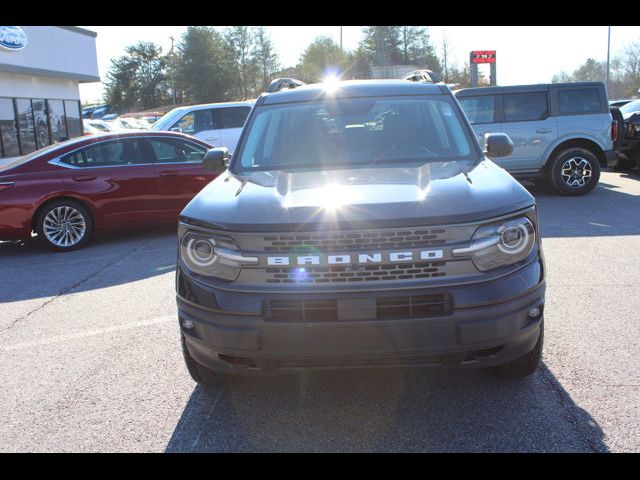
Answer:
107;118;150;130
86;120;117;132
150;101;254;154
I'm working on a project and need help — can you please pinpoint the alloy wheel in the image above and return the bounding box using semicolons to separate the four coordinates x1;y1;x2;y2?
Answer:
42;206;87;248
560;157;592;188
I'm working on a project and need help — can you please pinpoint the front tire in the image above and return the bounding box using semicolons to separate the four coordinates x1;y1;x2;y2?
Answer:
496;323;543;378
549;148;601;195
35;199;93;251
181;333;227;387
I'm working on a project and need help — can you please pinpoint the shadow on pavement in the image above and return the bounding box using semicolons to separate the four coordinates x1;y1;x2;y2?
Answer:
166;362;607;452
0;225;177;303
523;172;640;238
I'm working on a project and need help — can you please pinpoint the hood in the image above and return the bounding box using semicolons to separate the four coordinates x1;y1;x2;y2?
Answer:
180;160;535;232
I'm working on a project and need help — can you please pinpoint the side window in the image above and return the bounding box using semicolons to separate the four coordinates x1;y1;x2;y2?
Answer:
172;109;219;134
149;138;207;164
458;96;495;124
172;112;195;134
558;88;603;114
60;139;148;168
504;92;548;122
60;151;85;167
221;107;251;129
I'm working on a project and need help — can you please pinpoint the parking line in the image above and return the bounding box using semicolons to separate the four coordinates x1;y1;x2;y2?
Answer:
0;315;174;352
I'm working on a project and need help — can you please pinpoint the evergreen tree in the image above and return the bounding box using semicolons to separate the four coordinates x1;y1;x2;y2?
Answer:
104;41;168;112
400;26;442;75
298;36;350;83
360;26;403;67
252;26;280;93
176;26;232;104
224;26;257;99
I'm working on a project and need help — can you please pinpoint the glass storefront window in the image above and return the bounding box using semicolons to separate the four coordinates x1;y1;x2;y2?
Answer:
15;98;37;155
47;100;67;142
64;100;82;138
0;98;83;158
0;98;19;158
32;99;50;149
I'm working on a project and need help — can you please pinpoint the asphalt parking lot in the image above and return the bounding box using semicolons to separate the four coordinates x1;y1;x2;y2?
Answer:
0;169;639;452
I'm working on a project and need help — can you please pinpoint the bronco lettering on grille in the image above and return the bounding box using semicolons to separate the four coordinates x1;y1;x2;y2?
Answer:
267;250;444;266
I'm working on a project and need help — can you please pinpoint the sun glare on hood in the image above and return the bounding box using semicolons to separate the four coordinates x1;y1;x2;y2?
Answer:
282;183;357;211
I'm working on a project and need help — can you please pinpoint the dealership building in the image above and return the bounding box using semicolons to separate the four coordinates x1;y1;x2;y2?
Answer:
0;26;99;159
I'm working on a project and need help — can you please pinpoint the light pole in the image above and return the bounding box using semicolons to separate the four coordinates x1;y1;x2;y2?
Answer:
606;26;611;95
170;35;177;105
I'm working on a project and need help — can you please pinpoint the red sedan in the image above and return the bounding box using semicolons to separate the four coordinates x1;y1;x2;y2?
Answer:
0;131;217;251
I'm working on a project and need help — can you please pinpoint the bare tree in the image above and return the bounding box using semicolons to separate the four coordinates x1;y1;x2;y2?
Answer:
441;27;449;83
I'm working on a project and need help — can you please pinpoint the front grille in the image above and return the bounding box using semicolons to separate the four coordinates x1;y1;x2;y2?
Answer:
264;293;452;322
264;261;447;284
262;229;446;253
376;294;452;319
266;299;339;321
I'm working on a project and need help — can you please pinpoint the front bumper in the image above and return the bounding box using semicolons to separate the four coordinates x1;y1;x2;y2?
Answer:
177;258;545;375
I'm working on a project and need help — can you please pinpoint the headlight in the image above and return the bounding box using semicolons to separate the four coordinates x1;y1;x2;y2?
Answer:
180;230;257;281
453;216;536;272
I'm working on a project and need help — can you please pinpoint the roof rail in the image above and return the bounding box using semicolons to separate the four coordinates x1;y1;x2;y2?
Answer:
266;78;306;93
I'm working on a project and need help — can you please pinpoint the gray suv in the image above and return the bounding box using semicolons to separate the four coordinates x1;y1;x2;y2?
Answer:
456;82;618;195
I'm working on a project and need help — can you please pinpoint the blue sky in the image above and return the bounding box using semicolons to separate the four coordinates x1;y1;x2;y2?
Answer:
79;26;640;103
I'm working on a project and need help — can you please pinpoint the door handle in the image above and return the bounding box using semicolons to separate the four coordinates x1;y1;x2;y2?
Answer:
205;137;219;142
536;128;552;134
72;175;96;182
160;171;180;177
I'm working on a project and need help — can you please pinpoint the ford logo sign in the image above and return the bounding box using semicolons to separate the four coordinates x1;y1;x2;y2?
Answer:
0;26;28;51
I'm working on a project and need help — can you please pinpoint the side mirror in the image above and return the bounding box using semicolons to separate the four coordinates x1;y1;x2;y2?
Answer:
484;133;513;159
203;147;229;174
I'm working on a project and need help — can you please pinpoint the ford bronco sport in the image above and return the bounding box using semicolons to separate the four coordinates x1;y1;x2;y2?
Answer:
176;80;546;383
456;82;617;195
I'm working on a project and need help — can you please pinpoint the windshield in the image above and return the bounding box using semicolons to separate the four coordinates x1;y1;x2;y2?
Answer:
620;100;640;115
234;95;476;173
151;110;183;130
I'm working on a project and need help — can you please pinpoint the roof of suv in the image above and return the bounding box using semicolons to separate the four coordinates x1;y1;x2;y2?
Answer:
455;82;605;97
259;79;446;105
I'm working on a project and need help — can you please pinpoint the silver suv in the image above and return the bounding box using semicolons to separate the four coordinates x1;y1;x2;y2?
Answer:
456;82;618;195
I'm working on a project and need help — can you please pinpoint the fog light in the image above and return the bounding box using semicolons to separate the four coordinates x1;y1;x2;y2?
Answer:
181;318;194;329
527;307;541;318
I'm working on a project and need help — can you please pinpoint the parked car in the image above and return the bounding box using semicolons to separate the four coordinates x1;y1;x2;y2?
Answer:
402;69;439;83
177;79;546;384
151;101;254;154
82;122;103;136
86;120;116;133
82;104;115;120
117;118;150;130
141;115;161;125
619;99;640;119
0;131;216;250
609;99;633;108
613;99;640;170
455;82;617;195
